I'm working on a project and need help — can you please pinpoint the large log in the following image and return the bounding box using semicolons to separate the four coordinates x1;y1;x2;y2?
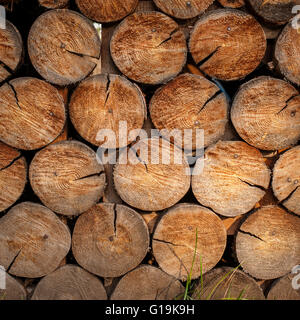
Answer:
231;76;300;151
272;146;300;215
152;203;227;281
28;9;101;86
192;141;270;217
29;140;106;216
0;77;66;150
0;272;27;300
0;142;26;212
0;202;71;278
38;0;69;9
189;9;266;81
69;74;146;148
110;265;184;300
267;273;300;300
31;265;107;300
235;206;300;280
75;0;138;23
110;11;187;85
113;137;191;211
0;20;23;82
72;203;149;277
149;73;228;149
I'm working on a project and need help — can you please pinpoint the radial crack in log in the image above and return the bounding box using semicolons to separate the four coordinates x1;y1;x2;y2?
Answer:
6;249;22;273
0;60;14;75
152;238;186;247
113;203;117;236
0;154;22;172
277;94;300;114
197;46;221;68
198;90;222;114
238;229;265;242
7;82;21;109
238;178;267;192
157;28;179;47
280;186;299;205
74;171;105;181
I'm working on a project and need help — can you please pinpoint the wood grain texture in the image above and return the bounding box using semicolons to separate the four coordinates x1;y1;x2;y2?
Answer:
189;9;266;81
192;267;265;300
0;77;66;150
152;203;227;281
0;142;26;212
275;15;300;86
72;203;149;278
69;74;146;148
192;141;270;217
75;0;138;23
217;0;245;8
110;11;187;85
113;138;191;211
272;146;300;215
235;206;300;280
0;20;23;82
32;265;107;300
38;0;69;8
267;273;300;300
0;272;27;300
149;73;228;149
0;202;71;278
29;140;106;216
153;0;214;19
28;9;101;86
111;265;184;300
231;76;300;151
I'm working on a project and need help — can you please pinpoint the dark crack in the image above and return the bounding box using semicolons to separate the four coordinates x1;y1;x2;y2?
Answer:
7;81;21;109
238;229;265;242
132;147;148;172
0;60;14;75
238;178;266;192
104;74;111;106
198;90;222;114
157;28;179;47
280;186;299;204
0;154;22;171
153;238;185;247
113;203;117;236
197;46;221;68
74;170;104;181
7;249;22;273
277;94;300;114
65;48;100;60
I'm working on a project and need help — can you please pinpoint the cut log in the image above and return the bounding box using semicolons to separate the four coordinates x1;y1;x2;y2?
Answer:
149;73;228;150
267;273;300;300
189;9;266;81
72;203;149;277
29;140;106;216
0;202;71;278
0;77;66;150
231;76;300;151
217;0;245;8
0;272;27;300
0;20;23;82
192;141;270;217
272;146;300;215
69;74;146;148
235;205;300;280
152;203;227;281
275;15;300;86
31;265;107;300
75;0;138;23
110;265;184;300
153;0;214;19
248;0;298;25
192;267;265;300
113;137;191;211
38;0;69;9
28;9;101;86
110;12;187;85
0;142;27;212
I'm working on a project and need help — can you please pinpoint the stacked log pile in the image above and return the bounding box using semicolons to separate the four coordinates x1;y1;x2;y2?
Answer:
0;0;299;301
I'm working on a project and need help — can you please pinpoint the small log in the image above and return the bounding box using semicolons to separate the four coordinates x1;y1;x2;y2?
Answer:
0;20;23;82
0;142;27;212
110;265;184;300
275;16;300;86
248;0;298;25
189;9;266;81
217;0;245;8
153;0;214;19
28;9;101;86
110;11;187;85
31;265;107;300
0;272;27;300
267;273;300;300
192;267;265;300
0;202;71;278
72;203;149;277
29;140;106;216
38;0;69;9
192;141;270;217
69;74;146;148
0;77;66;150
235;205;300;280
152;203;227;281
272;146;300;215
113;138;191;211
149;73;228;149
75;0;138;23
231;76;300;151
